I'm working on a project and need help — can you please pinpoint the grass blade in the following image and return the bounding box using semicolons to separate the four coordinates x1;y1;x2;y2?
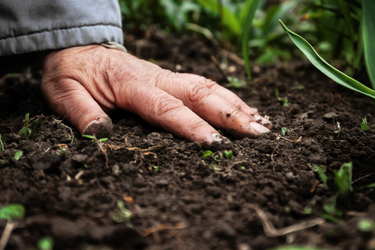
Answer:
242;0;261;81
197;0;241;36
362;0;375;89
279;20;375;100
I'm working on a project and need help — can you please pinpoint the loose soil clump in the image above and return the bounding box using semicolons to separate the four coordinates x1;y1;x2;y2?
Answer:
1;32;375;250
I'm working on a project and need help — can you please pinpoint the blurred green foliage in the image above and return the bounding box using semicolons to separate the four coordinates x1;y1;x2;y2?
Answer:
118;0;374;81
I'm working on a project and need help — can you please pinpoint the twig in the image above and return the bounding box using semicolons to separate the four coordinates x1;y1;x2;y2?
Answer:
249;204;324;237
352;173;375;184
0;221;17;250
142;222;187;237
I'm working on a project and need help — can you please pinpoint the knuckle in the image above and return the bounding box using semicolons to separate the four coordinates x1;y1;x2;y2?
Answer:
154;95;184;117
186;84;211;104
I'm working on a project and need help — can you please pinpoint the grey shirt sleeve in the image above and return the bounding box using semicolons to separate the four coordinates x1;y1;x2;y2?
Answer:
0;0;124;57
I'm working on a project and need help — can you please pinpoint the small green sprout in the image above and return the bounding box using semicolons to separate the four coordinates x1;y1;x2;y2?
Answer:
224;150;233;159
37;236;54;250
361;117;370;130
14;151;23;160
227;77;246;88
275;88;291;106
83;164;88;168
357;218;375;232
82;135;108;143
241;166;245;170
153;166;159;171
18;113;41;137
284;206;291;213
292;85;305;90
202;150;213;158
0;134;4;152
112;200;132;227
281;127;290;137
0;204;25;222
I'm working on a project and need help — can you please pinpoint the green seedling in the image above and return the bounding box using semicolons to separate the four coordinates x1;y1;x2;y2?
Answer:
18;113;41;137
275;89;291;106
226;77;246;88
153;166;159;172
37;236;54;250
361;118;370;130
0;204;25;222
293;85;305;90
83;164;88;168
357;218;375;232
14;151;23;160
0;204;25;250
0;134;4;152
202;150;213;158
112;200;132;227
224;150;233;160
281;127;290;137
82;135;108;143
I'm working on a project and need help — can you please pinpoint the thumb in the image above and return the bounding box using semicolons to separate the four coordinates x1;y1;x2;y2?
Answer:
41;78;113;138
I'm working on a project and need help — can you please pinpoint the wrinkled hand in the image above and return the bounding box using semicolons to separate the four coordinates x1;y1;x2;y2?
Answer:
40;45;271;144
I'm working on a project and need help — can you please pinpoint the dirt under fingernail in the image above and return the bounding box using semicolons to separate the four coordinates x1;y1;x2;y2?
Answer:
83;116;113;139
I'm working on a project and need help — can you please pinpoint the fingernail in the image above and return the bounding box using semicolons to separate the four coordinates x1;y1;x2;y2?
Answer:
212;133;222;142
254;114;271;125
250;122;270;134
251;107;258;112
83;116;113;139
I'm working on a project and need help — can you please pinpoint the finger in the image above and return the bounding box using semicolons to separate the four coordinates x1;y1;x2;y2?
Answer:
115;83;225;144
175;73;272;128
154;74;270;138
41;78;113;138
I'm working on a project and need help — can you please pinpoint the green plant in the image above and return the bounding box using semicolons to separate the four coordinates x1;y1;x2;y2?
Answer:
281;127;290;137
18;113;41;137
357;218;375;232
112;200;132;227
224;150;233;159
153;165;159;171
202;150;213;158
361;118;370;130
82;135;108;143
0;134;4;152
14;151;23;160
0;204;25;222
279;19;375;101
275;88;291;106
37;236;54;250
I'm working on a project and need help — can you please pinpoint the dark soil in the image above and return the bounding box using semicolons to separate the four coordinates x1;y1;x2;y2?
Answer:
1;31;375;250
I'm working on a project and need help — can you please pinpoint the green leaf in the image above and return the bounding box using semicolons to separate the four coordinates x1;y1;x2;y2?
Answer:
242;0;261;81
281;127;289;137
279;20;375;100
359;183;375;190
224;150;233;159
14;151;23;160
361;118;370;130
0;204;25;221
227;77;246;88
99;138;108;142
357;218;375;232
363;0;375;89
197;0;241;36
318;212;343;223
334;162;352;194
37;236;54;250
313;164;328;189
23;113;30;124
0;134;4;152
336;0;358;41
202;150;213;158
82;135;95;139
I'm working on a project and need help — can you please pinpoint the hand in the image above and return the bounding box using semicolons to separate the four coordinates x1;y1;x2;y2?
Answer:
40;45;271;144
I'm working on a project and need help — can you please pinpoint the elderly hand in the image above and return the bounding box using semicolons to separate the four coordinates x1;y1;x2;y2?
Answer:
40;44;271;144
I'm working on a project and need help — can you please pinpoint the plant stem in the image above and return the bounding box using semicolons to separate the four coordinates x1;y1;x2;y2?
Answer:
0;221;17;250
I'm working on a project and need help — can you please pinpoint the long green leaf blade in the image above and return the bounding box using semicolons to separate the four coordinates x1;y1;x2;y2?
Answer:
363;0;375;89
242;0;261;81
279;20;375;100
197;0;241;36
